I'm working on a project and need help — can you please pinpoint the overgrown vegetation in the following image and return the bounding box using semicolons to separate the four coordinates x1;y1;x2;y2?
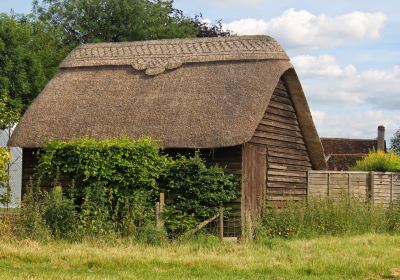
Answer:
18;137;239;241
256;197;400;240
162;154;239;236
351;150;400;172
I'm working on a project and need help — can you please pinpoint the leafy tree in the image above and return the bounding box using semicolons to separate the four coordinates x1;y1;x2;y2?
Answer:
192;15;233;37
33;0;198;45
33;0;231;46
0;14;69;111
391;129;400;154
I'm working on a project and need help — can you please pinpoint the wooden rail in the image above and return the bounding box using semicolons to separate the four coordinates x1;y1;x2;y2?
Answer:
308;171;400;206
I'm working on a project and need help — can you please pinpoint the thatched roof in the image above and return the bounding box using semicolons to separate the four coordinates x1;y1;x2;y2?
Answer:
9;36;326;169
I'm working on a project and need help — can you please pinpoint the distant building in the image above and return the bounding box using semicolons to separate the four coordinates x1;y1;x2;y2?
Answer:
321;126;386;171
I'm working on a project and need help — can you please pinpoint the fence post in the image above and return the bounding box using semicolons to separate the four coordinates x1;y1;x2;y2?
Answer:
155;193;165;230
347;173;351;196
307;170;310;199
219;204;224;239
327;172;331;199
369;171;375;205
391;172;394;204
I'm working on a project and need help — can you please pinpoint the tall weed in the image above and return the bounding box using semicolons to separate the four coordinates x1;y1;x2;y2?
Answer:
256;196;400;240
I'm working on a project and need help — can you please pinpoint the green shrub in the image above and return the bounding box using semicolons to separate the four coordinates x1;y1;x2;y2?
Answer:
161;153;240;236
78;182;155;237
352;150;400;172
43;186;78;240
17;179;49;241
34;138;239;240
256;197;400;240
38;137;168;196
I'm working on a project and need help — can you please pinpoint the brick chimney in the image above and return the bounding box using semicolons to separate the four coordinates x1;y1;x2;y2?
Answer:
377;125;385;151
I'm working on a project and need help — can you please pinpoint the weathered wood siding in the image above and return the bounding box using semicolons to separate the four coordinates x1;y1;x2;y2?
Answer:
249;79;312;206
308;171;400;206
21;148;40;196
241;143;266;219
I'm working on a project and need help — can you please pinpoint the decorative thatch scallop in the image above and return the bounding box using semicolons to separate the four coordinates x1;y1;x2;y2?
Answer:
8;36;326;169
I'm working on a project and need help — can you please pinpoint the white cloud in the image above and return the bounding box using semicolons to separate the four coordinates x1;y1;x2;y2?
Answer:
312;110;400;141
291;55;356;77
225;9;387;50
291;54;400;109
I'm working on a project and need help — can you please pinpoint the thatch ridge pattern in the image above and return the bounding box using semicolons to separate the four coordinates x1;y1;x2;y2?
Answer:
61;36;289;75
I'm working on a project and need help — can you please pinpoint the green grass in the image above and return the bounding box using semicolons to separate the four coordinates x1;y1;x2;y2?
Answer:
0;207;20;214
0;234;400;279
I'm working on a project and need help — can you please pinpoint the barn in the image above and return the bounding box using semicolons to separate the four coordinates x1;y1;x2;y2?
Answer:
8;36;326;233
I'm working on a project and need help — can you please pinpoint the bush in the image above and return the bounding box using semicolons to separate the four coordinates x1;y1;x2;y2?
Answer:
32;138;239;240
161;153;240;236
79;183;155;237
43;186;78;239
17;179;49;241
352;150;400;172
38;137;168;195
256;197;400;240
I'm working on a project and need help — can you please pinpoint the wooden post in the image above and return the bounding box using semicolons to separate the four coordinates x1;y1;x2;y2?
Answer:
307;170;310;199
391;172;394;204
327;173;331;199
369;172;375;205
159;193;165;213
155;202;161;229
347;173;351;196
219;205;224;239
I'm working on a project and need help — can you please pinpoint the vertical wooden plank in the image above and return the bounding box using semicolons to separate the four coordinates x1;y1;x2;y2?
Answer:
241;142;266;235
370;171;375;205
391;172;394;204
307;169;310;199
327;172;331;199
219;205;224;239
348;173;351;196
159;193;165;213
241;144;248;236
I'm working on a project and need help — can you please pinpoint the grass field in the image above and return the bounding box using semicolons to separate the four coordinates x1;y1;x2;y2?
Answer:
0;234;399;279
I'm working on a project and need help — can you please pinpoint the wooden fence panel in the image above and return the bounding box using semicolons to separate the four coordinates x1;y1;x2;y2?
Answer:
308;171;400;205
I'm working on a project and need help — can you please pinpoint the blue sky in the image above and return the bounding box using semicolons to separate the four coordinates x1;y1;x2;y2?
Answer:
1;1;400;142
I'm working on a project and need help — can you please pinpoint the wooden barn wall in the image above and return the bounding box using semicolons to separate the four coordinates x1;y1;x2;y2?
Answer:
22;148;41;195
249;79;313;206
241;143;266;219
165;146;242;175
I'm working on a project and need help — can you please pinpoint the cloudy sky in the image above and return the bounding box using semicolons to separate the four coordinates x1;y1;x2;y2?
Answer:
1;1;400;143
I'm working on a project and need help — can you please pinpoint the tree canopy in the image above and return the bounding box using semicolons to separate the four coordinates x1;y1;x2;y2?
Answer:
32;0;199;45
0;14;70;111
391;129;400;154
